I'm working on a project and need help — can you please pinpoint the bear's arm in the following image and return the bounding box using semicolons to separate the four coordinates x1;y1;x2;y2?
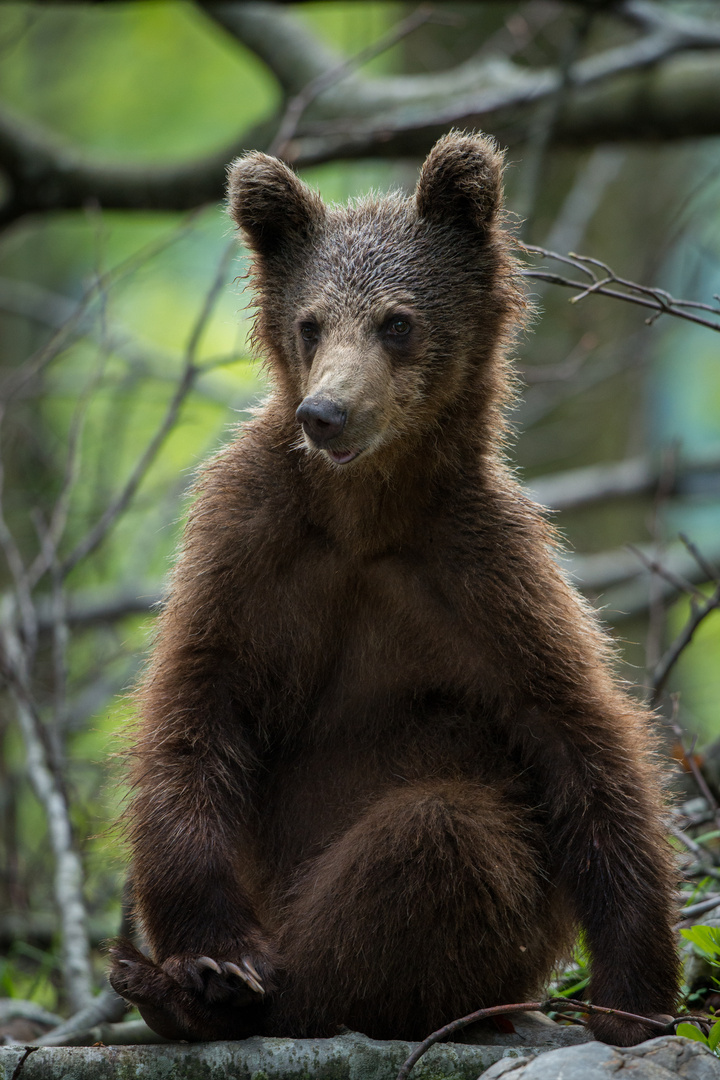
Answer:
128;625;267;967
478;552;679;1044
512;688;678;1041
110;470;283;1037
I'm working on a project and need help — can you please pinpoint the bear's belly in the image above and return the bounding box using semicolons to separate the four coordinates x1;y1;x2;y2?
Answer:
248;552;513;879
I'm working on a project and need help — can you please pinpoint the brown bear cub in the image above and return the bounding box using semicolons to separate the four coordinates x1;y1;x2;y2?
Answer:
109;133;678;1046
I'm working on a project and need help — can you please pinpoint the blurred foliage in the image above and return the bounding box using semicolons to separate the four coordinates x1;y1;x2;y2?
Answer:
0;0;718;1014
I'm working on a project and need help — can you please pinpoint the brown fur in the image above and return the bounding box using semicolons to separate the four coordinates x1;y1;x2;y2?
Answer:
109;133;679;1045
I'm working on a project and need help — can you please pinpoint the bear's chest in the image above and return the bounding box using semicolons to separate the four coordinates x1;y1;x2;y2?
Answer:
339;555;468;684
289;549;497;716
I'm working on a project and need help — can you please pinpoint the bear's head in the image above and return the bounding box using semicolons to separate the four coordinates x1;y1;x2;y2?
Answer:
227;133;525;470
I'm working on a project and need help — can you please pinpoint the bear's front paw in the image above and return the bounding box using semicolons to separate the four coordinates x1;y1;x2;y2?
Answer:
108;939;271;1041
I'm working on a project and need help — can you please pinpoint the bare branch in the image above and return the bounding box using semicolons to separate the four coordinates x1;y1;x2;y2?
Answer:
35;986;128;1047
677;894;720;922
528;444;720;511
671;717;720;815
522;246;720;332
0;103;253;228
2;4;720;220
201;1;339;96
558;533;720;625
670;823;709;862
0;611;94;1013
570;539;720;595
0;276;252;411
34;585;163;632
287;27;720;164
397;997;674;1080
680;533;720;585
0;407;37;657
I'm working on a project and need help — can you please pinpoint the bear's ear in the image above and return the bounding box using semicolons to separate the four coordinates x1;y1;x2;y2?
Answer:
415;132;504;229
226;152;325;257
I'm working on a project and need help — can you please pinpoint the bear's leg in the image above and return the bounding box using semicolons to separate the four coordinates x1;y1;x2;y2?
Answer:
272;780;572;1040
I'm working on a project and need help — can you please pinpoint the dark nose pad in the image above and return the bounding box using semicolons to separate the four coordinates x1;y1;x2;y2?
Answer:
296;397;347;446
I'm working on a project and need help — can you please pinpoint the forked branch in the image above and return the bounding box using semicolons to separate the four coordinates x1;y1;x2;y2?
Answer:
522;246;720;333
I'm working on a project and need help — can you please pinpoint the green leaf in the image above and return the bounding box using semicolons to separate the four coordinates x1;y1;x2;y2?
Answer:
708;1019;720;1051
676;1023;709;1044
681;926;720;962
557;977;590;997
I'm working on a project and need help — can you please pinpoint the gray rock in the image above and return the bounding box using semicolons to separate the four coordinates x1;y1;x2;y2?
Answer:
459;1011;592;1049
481;1035;720;1080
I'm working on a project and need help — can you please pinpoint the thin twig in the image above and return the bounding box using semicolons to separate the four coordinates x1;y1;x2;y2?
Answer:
679;533;720;585
61;241;235;576
672;719;720;814
397;1001;544;1080
9;1047;38;1080
517;7;595;237
628;544;707;603
0;210;203;404
269;4;447;160
522;246;720;333
396;997;673;1080
652;583;720;703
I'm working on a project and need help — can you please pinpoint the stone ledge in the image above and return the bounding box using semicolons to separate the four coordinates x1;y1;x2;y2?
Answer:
0;1028;589;1080
4;1032;714;1080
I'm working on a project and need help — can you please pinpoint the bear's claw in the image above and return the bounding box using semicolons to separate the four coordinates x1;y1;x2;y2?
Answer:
225;959;265;995
196;956;222;975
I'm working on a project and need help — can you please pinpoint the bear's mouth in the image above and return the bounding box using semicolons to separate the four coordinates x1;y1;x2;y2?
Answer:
326;447;362;465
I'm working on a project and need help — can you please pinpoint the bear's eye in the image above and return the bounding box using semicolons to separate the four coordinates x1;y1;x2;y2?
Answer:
299;322;319;345
386;317;411;337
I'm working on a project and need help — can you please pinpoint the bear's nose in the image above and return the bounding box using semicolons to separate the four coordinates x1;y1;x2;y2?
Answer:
296;397;347;445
